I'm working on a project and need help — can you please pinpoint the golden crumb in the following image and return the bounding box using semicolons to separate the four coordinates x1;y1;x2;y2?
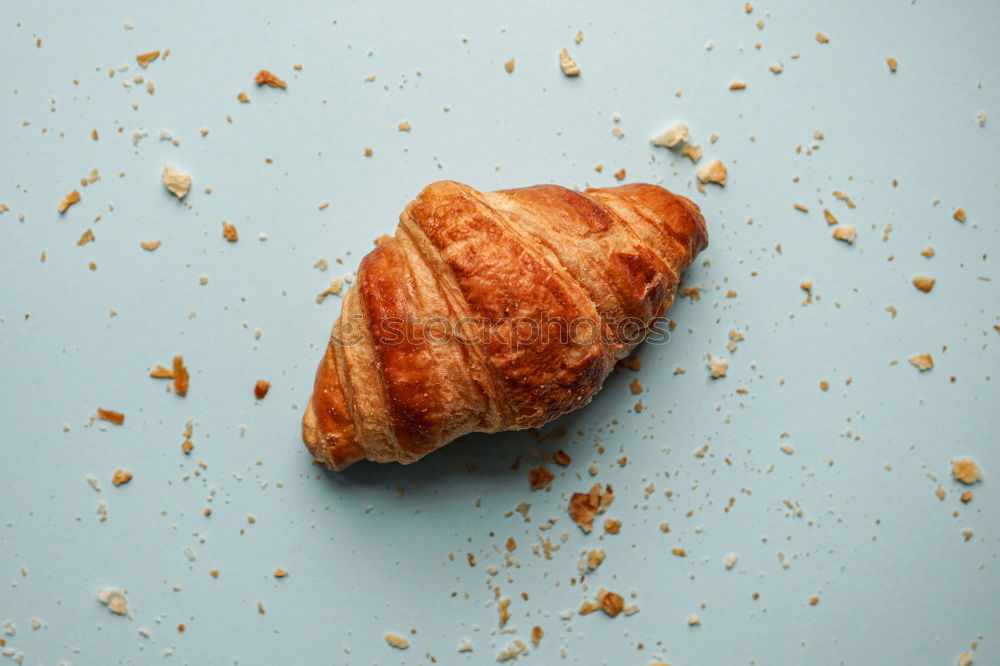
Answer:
823;208;838;225
729;80;747;90
91;129;99;140
172;355;189;396
953;208;966;222
504;58;515;73
809;596;820;606
587;549;606;570
149;364;173;379
886;57;898;72
815;32;829;43
660;522;671;532
604;518;621;534
912;276;935;293
559;48;581;76
920;246;935;259
182;440;194;454
569;483;614;533
237;92;250;103
908;354;933;371
255;70;287;89
935;487;946;501
553;449;572;466
681;143;702;162
136;50;160;68
952;457;982;485
613;168;626;181
221;221;238;242
652;124;690;149
273;568;288;578
960;490;973;504
672;548;687;557
707;355;728;378
688;615;701;626
97;408;125;425
600;591;625;618
579;600;600;615
529;466;554;490
254;380;270;399
111;469;132;486
505;537;517;552
819;381;830;391
364;147;373;157
575;30;584;44
832;225;856;244
397;120;412;132
162;164;191;199
499;597;511;627
531;625;543;646
629;378;643;395
697;160;727;186
794;203;809;213
58;190;81;214
385;633;409;649
958;650;973;666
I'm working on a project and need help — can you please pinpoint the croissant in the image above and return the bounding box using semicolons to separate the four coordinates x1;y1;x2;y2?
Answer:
303;180;707;470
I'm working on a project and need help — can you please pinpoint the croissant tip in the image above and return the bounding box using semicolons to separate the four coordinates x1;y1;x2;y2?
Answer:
302;399;365;471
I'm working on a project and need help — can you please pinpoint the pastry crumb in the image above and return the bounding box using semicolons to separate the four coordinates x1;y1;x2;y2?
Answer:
385;633;409;649
529;466;554;490
729;80;747;90
815;32;829;43
136;50;160;68
97;408;125;425
172;355;189;396
140;240;161;251
162;164;191;199
652;124;690;149
912;276;935;293
111;469;132;486
908;354;933;371
696;160;727;186
97;589;128;616
559;48;581;76
886;57;898;72
832;225;856;244
952;457;982;485
707;355;728;378
58;190;81;214
614;168;626;181
221;221;238;242
569;483;614;533
254;69;287;89
254;380;271;399
504;58;515;73
237;92;250;103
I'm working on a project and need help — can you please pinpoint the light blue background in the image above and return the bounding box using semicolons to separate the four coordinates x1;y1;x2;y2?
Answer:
1;2;998;664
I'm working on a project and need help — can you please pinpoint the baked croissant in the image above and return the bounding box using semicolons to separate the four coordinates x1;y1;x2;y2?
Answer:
303;180;707;470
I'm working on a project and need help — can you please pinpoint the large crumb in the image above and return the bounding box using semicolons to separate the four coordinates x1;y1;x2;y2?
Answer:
111;469;133;486
140;240;161;251
254;69;287;89
651;124;690;149
568;483;614;533
162;164;191;199
599;590;625;618
58;190;81;214
707;354;728;378
97;589;128;616
254;380;271;399
696;160;727;186
135;50;160;68
529;466;554;490
908;354;934;371
952;457;982;485
912;276;936;293
832;225;857;244
559;48;581;76
504;58;515;73
172;355;189;396
221;221;238;242
385;633;409;649
97;408;125;425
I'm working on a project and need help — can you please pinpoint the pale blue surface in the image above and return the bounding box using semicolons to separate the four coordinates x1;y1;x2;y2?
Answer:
1;2;998;664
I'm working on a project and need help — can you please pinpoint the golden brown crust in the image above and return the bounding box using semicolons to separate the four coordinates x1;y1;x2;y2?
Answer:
303;180;707;470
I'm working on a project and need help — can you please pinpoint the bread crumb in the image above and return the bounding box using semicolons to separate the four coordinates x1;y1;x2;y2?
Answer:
832;225;856;244
729;80;747;90
651;124;690;149
823;209;838;225
696;160;727;186
172;355;189;396
58;190;81;214
688;615;701;626
681;144;702;162
725;553;738;569
604;518;621;534
77;228;95;245
273;568;287;578
97;589;128;616
559;48;581;76
920;246;935;259
671;548;687;557
886;57;898;72
815;32;829;43
111;469;132;486
614;168;626;181
254;380;271;399
586;549;606;571
529;466;554;490
504;58;515;73
952;457;982;485
912;276;935;293
530;625;543;646
136;50;160;68
569;483;614;532
221;221;238;242
908;354;933;371
553;450;572;466
953;208;967;222
97;408;125;425
162;164;191;199
780;444;795;455
254;70;287;89
385;633;409;649
600;591;625;618
237;92;250;103
960;490;973;504
707;355;728;378
809;596;820;606
575;30;584;44
934;487;946;501
958;650;974;666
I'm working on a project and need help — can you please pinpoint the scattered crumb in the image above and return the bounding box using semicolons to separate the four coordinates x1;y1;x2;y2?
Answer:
172;355;190;396
952;457;982;485
688;615;701;626
935;487;947;501
135;50;160;68
529;466;554;490
729;80;747;90
614;168;626;181
832;225;856;244
254;70;287;89
221;221;238;242
953;208;967;222
504;58;515;73
385;633;409;649
97;408;125;425
681;144;702;162
568;483;614;533
575;30;584;44
651;124;690;149
111;469;132;486
599;591;625;618
908;354;934;371
162;164;191;199
273;568;288;578
725;553;738;569
58;190;81;214
237;92;250;103
531;625;543;646
809;596;820;606
254;380;271;399
958;651;973;666
823;209;838;225
815;32;829;43
559;48;581;76
553;450;572;466
604;518;621;534
921;246;935;259
696;160;727;186
886;57;898;72
912;276;936;293
707;355;728;378
97;589;128;616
